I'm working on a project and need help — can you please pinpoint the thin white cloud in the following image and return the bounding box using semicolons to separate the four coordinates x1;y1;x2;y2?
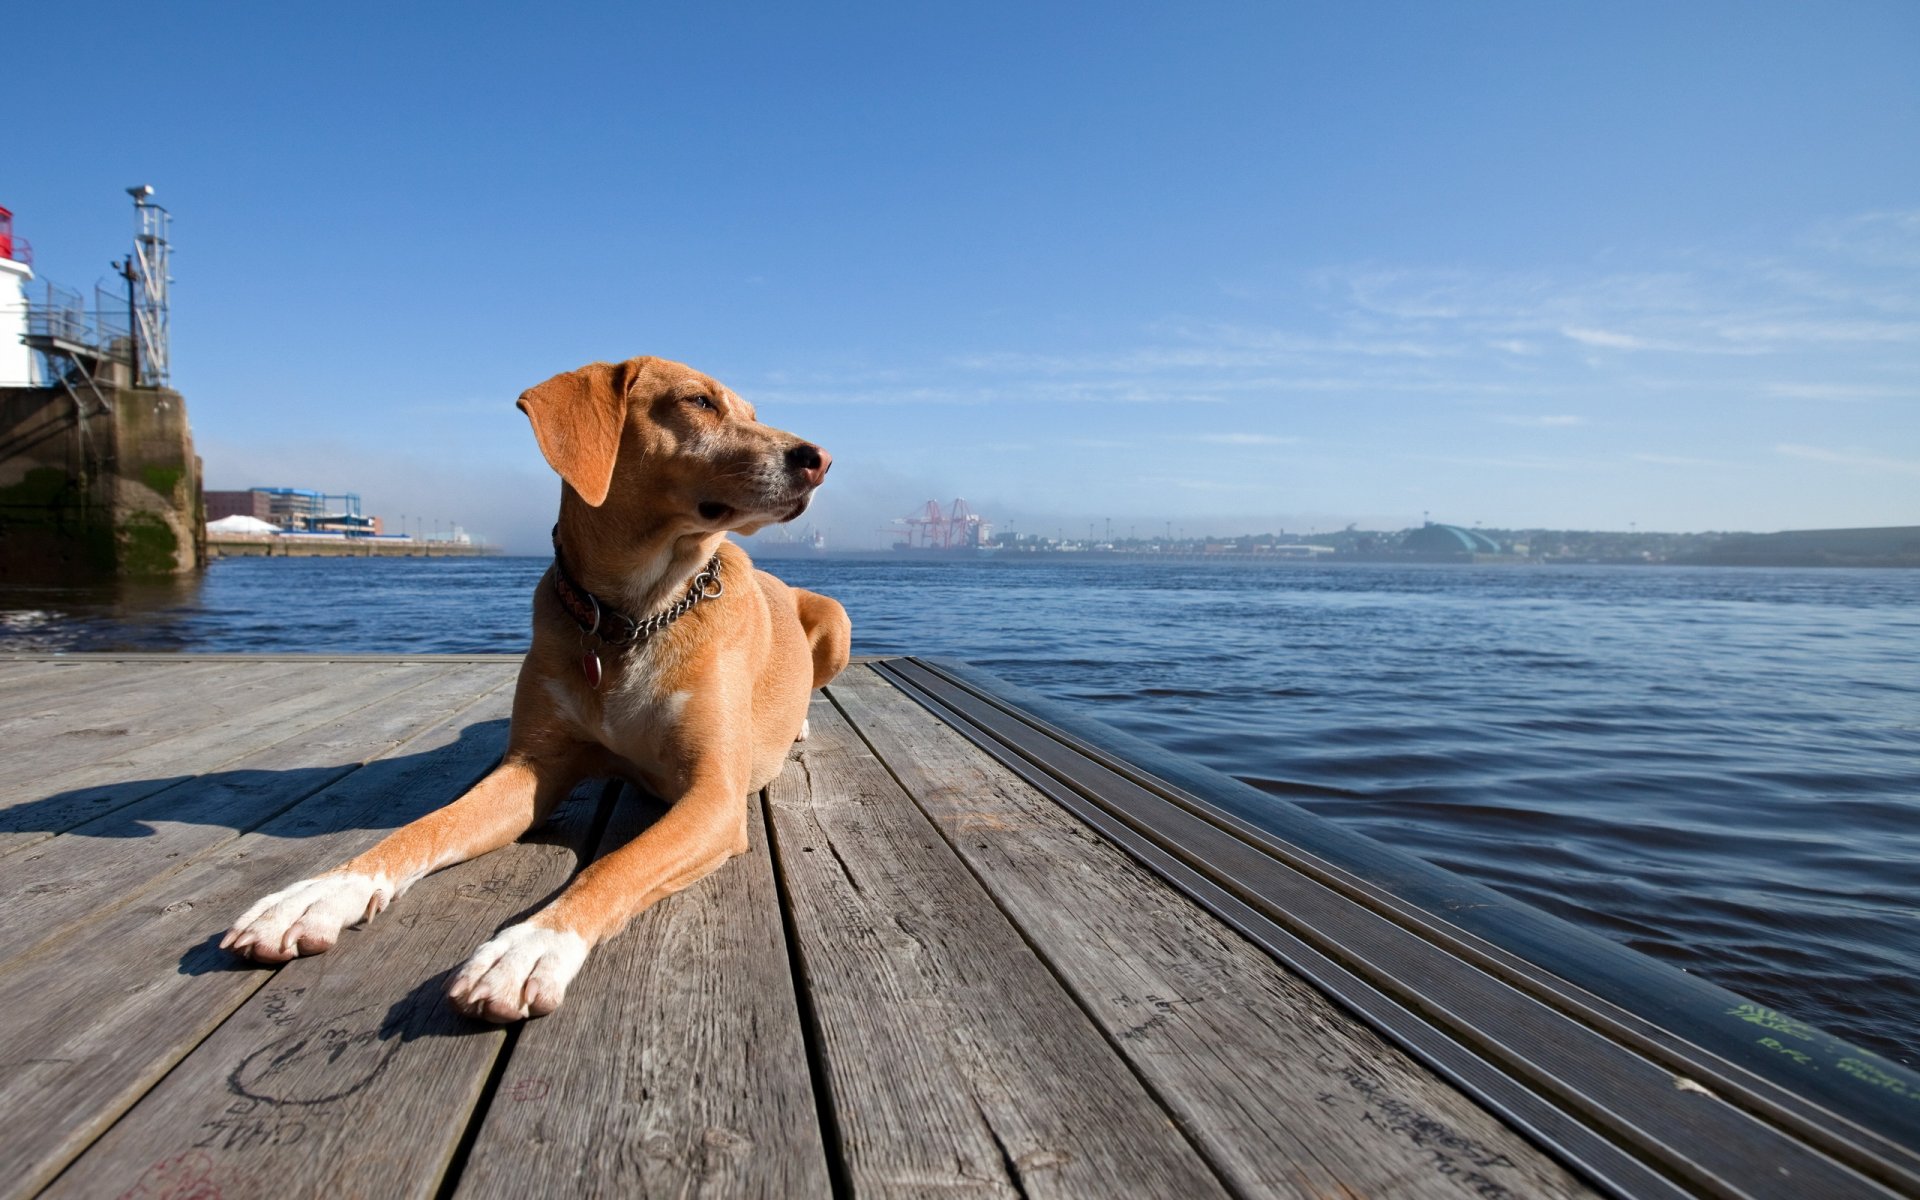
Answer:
1633;453;1729;467
753;382;1224;406
1495;415;1587;428
1142;475;1277;493
1763;382;1912;401
1396;452;1599;471
1190;432;1301;445
1809;209;1920;268
1775;444;1920;474
1563;327;1651;350
1712;318;1920;346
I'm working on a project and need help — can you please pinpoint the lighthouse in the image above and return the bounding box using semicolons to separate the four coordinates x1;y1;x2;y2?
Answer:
0;189;203;579
0;206;35;386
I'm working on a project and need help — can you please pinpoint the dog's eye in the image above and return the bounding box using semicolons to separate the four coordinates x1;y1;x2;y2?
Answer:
689;394;716;412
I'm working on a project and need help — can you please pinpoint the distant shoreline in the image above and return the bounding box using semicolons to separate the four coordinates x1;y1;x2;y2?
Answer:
748;523;1919;570
207;536;497;558
744;547;1919;569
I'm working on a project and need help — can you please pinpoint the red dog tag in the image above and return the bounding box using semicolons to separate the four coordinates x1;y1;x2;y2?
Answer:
581;651;603;689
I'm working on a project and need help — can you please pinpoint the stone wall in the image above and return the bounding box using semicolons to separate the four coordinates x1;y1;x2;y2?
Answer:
0;381;205;579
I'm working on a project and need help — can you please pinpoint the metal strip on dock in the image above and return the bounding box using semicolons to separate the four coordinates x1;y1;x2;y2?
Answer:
876;657;1920;1200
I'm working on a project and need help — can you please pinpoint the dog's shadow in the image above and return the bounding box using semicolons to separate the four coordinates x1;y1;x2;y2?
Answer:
5;718;513;844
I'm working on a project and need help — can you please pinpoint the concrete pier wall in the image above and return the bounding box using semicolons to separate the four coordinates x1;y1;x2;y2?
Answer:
207;537;494;558
0;379;205;579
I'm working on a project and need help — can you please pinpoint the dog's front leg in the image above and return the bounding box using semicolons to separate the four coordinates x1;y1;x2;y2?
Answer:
221;752;580;963
447;766;749;1023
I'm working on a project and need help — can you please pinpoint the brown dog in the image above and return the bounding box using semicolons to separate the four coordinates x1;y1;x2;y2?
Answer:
222;356;851;1022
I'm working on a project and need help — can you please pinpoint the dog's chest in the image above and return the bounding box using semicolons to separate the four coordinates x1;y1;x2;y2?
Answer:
542;657;690;761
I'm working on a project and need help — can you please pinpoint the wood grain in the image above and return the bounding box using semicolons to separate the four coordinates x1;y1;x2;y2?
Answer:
0;664;514;968
0;661;324;815
0;659;159;712
0;659;271;733
0;678;516;1200
0;662;497;856
42;783;605;1200
832;665;1598;1200
765;696;1230;1200
454;785;831;1200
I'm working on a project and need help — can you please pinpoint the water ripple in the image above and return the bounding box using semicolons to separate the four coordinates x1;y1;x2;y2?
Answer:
3;556;1915;1065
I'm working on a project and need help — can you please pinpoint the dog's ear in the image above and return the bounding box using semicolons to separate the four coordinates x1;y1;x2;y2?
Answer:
517;361;631;507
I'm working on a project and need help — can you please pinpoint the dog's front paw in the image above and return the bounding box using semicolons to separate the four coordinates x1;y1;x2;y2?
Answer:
220;873;391;963
447;924;588;1023
795;717;811;743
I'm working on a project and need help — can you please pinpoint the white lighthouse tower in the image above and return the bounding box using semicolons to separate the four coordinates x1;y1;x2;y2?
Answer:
0;206;36;386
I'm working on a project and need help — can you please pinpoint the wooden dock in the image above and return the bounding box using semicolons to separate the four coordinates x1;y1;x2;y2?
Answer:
0;656;1913;1199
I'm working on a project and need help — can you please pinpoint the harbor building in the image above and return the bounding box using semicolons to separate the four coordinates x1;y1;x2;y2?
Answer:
0;208;36;387
1399;521;1506;557
0;190;203;579
206;486;376;533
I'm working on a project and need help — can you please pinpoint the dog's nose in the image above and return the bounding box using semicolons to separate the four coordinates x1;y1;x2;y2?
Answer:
788;443;832;487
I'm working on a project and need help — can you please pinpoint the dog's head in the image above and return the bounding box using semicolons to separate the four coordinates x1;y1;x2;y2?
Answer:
518;356;830;535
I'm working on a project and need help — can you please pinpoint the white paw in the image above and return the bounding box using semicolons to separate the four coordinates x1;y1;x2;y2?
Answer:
447;924;589;1023
220;872;391;963
795;717;811;743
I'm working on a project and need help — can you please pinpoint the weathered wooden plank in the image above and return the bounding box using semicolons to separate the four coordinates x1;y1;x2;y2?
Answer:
0;661;321;804
42;785;605;1200
0;664;513;969
764;698;1230;1200
0;661;441;848
0;680;516;1200
0;662;509;855
0;655;164;684
832;666;1598;1200
0;658;234;721
0;659;137;708
0;657;89;686
888;663;1898;1200
454;786;831;1200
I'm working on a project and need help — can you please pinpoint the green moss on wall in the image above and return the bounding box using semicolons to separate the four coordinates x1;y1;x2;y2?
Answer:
141;465;184;498
82;523;119;571
0;468;118;576
0;467;80;512
119;511;180;575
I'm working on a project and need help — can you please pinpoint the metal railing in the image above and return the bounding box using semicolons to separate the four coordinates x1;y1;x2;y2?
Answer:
25;283;131;360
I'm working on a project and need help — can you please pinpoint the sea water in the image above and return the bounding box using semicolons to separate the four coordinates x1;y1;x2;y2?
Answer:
4;555;1915;1065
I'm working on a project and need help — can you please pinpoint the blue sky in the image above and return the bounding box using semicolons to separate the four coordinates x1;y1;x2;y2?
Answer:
9;1;1917;550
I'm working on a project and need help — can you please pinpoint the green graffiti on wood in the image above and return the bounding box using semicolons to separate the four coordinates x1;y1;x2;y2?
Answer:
1728;1002;1820;1043
1836;1058;1916;1102
119;511;180;575
1757;1037;1816;1067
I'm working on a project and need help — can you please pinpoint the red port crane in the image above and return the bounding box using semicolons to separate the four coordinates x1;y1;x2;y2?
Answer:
886;499;989;549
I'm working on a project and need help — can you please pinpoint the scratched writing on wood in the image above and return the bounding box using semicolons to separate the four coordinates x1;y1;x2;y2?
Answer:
228;1004;400;1108
117;1150;220;1200
192;1115;307;1152
1325;1063;1523;1199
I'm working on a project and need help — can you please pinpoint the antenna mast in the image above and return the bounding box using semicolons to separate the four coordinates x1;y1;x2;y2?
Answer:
122;185;170;387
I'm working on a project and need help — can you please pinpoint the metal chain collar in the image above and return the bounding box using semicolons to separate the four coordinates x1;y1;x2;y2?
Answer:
551;529;725;650
623;554;725;645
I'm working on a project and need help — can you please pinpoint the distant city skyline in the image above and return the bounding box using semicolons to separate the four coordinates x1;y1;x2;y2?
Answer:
7;2;1916;553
